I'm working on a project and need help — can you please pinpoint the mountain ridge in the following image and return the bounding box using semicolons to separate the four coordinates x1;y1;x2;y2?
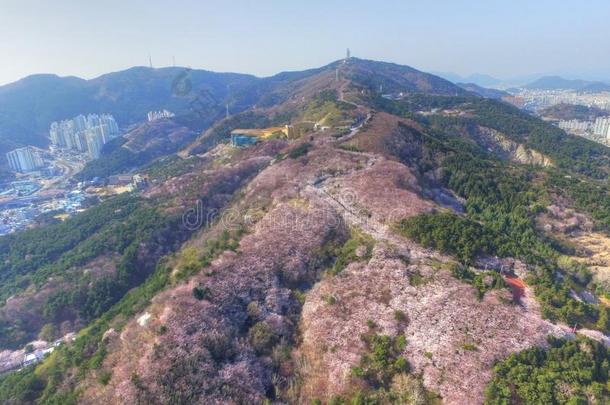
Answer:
525;75;610;91
0;58;466;160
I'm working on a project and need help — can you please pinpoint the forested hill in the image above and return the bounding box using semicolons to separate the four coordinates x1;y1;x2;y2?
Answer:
1;58;610;404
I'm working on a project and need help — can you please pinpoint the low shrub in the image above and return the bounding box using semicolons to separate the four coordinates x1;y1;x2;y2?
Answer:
248;322;276;354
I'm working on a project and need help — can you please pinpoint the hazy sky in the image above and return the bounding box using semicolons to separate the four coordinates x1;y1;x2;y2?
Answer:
1;0;609;85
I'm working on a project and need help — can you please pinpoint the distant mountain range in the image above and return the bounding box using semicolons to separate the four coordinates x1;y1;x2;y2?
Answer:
0;59;467;159
437;71;610;93
4;62;609;166
524;75;610;92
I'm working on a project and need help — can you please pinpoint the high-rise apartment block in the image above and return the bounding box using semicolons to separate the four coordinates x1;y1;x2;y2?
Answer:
6;146;44;173
558;119;590;132
593;117;610;138
49;114;119;158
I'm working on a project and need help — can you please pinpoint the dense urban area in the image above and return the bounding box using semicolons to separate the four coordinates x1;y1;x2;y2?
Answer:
508;89;610;146
0;113;151;235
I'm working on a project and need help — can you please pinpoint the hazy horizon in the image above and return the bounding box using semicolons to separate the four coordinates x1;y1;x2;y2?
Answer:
2;0;610;86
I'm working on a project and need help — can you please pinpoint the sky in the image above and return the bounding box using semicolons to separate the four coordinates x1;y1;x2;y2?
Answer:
1;0;609;85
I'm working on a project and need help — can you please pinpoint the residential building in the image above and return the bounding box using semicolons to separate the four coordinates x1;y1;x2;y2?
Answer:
6;147;44;173
147;109;175;122
593;117;610;137
49;113;119;159
85;130;105;159
558;119;590;132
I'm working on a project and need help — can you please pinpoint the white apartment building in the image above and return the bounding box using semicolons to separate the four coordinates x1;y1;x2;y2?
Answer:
593;117;610;138
49;113;119;159
6;146;44;173
147;109;175;122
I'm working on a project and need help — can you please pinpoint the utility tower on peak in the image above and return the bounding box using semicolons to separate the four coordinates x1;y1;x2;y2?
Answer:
346;48;351;60
148;54;153;68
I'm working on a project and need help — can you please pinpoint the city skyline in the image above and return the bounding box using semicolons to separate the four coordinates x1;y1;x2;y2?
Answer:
2;0;610;86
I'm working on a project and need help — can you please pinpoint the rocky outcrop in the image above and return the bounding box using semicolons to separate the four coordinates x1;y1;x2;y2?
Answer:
476;126;553;167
